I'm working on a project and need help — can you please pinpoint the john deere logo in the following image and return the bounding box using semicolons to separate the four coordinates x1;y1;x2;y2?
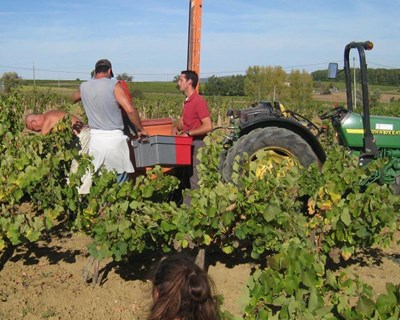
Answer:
346;129;400;135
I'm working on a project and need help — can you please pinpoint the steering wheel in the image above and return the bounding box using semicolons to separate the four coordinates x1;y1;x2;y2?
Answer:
319;106;345;120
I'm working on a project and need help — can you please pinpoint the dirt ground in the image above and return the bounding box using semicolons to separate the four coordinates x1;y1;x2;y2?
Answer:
0;228;399;320
312;91;400;104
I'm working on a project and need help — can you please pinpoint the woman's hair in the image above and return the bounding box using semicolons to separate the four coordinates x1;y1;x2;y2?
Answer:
148;253;219;320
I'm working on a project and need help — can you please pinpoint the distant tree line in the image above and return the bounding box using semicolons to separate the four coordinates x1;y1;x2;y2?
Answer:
202;66;313;105
199;67;400;105
202;75;245;96
312;68;400;86
4;66;398;105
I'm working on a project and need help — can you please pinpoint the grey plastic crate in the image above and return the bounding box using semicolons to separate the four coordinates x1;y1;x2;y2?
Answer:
131;135;192;168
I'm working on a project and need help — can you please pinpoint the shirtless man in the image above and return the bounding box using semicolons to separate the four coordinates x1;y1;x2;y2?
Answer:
25;110;91;194
25;110;84;135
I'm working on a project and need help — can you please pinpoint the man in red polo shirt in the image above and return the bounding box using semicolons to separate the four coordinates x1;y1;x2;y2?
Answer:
172;70;213;205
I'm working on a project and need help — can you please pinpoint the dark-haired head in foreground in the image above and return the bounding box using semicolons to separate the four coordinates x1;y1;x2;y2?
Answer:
148;253;219;320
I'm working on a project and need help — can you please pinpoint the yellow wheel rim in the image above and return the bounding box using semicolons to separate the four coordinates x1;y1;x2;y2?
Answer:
249;147;297;178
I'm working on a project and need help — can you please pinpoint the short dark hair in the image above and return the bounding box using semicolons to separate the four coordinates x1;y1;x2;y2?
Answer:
181;70;198;88
95;59;114;77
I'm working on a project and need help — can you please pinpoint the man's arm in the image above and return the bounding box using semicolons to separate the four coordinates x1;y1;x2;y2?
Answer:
184;117;213;137
171;117;183;135
71;90;81;103
114;83;148;136
41;119;54;135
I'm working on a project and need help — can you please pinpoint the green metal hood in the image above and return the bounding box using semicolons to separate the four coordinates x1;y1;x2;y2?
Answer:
338;111;400;149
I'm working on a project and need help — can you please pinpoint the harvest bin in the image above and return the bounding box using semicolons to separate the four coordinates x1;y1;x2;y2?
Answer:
131;135;193;168
141;117;174;136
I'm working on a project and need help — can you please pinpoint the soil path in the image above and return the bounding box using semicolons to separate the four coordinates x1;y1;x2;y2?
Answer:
0;229;399;320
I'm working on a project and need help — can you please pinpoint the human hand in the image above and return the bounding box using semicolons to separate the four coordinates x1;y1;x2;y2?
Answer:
171;127;179;136
138;128;149;138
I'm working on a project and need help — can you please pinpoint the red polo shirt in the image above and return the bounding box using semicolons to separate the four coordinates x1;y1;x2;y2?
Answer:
182;92;210;132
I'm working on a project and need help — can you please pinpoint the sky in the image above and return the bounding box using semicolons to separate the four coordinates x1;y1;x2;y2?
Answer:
1;0;399;82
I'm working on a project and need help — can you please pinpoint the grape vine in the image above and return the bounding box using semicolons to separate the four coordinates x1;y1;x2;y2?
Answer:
0;90;399;319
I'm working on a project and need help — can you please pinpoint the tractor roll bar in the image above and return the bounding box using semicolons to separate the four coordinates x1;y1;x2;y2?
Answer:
343;41;378;156
343;41;373;112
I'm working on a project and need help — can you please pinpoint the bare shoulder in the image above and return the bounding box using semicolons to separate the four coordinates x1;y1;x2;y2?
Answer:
44;110;68;119
44;110;82;124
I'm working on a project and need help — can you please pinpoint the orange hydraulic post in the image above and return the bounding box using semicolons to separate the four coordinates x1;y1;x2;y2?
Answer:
187;0;203;92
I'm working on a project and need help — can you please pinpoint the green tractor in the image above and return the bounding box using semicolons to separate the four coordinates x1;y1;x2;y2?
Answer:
321;41;400;194
219;100;326;181
219;41;400;194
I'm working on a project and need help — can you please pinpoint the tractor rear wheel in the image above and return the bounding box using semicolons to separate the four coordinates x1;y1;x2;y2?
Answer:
221;127;319;182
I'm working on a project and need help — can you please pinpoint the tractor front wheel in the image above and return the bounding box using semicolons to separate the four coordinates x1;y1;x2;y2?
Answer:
221;127;319;182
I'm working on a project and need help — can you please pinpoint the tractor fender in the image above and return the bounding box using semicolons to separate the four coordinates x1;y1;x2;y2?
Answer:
239;117;326;163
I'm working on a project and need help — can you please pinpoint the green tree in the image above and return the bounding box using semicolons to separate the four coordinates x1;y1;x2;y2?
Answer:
1;72;22;93
244;66;287;102
116;73;133;82
203;75;245;96
288;69;313;105
226;75;245;96
172;74;180;83
203;75;222;96
244;66;265;101
271;66;288;101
